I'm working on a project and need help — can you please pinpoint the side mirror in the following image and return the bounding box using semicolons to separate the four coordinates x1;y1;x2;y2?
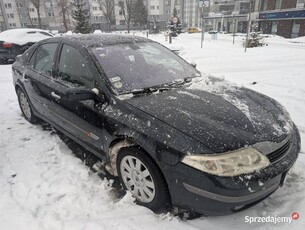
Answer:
65;87;96;101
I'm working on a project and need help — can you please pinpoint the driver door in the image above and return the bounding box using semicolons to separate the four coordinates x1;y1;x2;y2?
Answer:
49;43;107;153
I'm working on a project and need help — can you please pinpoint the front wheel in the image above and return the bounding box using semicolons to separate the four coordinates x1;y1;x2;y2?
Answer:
117;147;171;212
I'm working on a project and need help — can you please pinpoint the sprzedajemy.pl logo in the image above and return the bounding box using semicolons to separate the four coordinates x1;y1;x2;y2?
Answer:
245;212;299;224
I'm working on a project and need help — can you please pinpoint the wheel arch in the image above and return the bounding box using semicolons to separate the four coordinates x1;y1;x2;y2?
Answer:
106;135;158;176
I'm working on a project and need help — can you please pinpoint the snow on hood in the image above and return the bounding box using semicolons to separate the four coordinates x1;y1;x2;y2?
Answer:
187;74;293;136
0;28;53;45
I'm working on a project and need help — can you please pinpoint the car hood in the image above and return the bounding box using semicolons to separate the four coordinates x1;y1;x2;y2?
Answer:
125;78;292;153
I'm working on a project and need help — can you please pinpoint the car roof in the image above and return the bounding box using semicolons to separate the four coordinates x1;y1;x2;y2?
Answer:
59;34;152;47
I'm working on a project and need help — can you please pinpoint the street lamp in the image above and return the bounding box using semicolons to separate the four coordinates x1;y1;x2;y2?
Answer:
199;0;210;48
244;0;254;53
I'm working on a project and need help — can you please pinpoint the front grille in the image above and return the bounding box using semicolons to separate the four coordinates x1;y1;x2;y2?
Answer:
267;140;291;163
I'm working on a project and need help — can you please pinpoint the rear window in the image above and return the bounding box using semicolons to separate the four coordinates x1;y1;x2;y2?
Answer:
26;31;53;37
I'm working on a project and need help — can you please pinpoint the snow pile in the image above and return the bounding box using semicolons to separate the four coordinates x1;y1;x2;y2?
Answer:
93;30;103;34
290;36;305;44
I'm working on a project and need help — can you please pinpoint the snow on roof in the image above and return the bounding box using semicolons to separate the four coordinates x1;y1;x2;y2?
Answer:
0;28;54;46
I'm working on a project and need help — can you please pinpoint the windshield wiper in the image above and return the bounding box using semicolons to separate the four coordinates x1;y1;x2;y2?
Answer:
124;75;200;97
130;85;172;96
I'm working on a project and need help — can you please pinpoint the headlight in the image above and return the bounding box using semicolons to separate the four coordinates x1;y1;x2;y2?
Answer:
181;147;270;177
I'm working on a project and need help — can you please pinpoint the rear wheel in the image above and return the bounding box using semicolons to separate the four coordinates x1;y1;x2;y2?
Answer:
117;147;171;212
17;88;39;124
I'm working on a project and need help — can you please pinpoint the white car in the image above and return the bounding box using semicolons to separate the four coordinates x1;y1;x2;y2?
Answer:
0;28;54;64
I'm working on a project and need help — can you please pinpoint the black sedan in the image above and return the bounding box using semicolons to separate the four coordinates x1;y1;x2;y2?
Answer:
12;34;301;215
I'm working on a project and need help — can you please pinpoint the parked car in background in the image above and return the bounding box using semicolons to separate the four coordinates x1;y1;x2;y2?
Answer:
0;28;53;64
12;34;301;215
188;27;201;33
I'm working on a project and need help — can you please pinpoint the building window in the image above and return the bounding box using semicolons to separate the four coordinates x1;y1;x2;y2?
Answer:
5;3;12;8
93;7;98;11
16;3;24;8
9;23;16;28
7;14;15;18
48;12;54;17
275;0;282;10
291;21;300;38
119;20;126;25
151;6;155;10
118;1;124;8
296;0;305;8
30;8;35;12
157;5;159;9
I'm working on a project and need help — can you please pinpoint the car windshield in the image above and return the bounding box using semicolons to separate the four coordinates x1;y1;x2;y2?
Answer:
92;42;199;94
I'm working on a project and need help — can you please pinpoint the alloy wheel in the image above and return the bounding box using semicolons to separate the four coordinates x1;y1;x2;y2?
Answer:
120;155;156;203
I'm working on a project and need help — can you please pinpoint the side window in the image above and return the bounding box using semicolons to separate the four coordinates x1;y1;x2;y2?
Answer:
32;43;57;76
58;44;94;88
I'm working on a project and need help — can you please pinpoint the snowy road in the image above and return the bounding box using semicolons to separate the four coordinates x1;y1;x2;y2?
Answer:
0;33;304;230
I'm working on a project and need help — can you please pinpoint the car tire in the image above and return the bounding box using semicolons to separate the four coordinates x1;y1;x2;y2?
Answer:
17;88;39;124
117;147;171;212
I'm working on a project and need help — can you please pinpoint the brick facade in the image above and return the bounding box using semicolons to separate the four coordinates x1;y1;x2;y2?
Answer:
277;20;293;37
267;0;276;10
281;0;297;9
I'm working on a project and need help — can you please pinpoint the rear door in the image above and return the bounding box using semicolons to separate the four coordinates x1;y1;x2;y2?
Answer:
22;42;59;121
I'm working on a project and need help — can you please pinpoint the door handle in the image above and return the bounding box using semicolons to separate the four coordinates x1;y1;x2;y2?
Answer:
23;74;30;82
51;92;61;100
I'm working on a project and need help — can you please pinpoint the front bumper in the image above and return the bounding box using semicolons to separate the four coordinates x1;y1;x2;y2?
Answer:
166;127;300;215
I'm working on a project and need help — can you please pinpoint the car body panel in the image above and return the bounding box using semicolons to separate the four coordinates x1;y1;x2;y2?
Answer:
125;86;290;153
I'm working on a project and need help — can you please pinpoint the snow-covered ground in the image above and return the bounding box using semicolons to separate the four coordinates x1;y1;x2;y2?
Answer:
0;33;304;230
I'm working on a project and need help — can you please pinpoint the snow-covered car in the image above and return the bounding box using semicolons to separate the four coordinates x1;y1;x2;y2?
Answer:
12;34;301;215
0;28;54;64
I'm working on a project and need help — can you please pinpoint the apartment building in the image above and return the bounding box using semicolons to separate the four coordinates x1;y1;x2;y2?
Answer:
259;0;305;38
0;0;73;32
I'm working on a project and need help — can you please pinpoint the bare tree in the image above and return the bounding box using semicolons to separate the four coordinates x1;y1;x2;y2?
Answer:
97;0;115;32
30;0;43;28
119;0;134;33
56;0;70;31
18;0;34;26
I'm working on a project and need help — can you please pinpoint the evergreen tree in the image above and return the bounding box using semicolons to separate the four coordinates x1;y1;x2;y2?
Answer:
172;6;178;18
72;0;91;34
132;0;148;28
